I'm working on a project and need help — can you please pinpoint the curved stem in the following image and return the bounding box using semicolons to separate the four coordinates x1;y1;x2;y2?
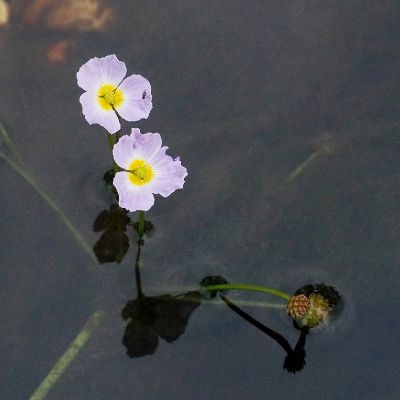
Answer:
203;283;291;300
179;295;287;309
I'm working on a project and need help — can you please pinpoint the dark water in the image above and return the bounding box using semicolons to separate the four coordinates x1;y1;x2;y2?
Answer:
1;1;400;399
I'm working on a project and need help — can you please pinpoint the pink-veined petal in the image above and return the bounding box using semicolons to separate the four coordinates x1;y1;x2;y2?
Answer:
113;129;163;168
77;55;127;92
151;153;188;197
116;74;152;121
113;172;155;212
79;91;120;133
112;129;141;169
129;129;162;161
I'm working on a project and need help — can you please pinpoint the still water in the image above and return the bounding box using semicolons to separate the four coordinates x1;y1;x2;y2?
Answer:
1;1;400;399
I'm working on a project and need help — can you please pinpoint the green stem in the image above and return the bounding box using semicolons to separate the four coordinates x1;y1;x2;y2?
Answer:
107;133;119;173
146;285;287;309
180;295;287;309
203;283;291;300
0;151;97;264
138;211;145;238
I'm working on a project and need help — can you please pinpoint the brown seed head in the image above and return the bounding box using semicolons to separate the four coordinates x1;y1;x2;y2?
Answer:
287;294;311;319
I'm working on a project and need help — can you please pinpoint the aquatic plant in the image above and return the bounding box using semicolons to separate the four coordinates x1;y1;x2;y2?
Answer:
200;278;341;330
112;128;187;212
77;54;152;133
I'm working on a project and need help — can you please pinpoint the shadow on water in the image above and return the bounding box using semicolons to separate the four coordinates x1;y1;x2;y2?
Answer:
121;233;202;358
219;294;309;374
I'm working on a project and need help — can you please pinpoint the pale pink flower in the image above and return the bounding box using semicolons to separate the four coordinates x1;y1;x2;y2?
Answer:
77;55;152;133
113;129;187;211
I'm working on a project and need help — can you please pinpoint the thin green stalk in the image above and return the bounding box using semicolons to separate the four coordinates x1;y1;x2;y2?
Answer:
180;295;287;309
29;310;103;400
147;286;287;309
0;151;97;263
107;133;119;173
203;283;291;300
138;211;145;238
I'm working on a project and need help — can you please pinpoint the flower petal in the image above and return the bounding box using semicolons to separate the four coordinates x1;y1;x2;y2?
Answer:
79;91;120;133
129;129;162;161
113;129;162;168
113;172;155;212
112;129;141;169
116;74;153;121
77;54;127;92
151;151;188;197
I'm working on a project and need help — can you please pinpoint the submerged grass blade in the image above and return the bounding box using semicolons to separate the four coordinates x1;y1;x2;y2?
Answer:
0;150;97;263
287;146;329;182
0;119;23;162
29;310;104;400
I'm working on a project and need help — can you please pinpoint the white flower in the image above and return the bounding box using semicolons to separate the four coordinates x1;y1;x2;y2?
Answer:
77;55;152;133
113;129;188;211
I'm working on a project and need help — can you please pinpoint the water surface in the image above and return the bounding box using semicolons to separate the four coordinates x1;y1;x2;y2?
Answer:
1;1;400;399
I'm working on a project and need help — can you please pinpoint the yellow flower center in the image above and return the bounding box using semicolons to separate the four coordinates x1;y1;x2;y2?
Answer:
98;84;124;110
127;159;154;186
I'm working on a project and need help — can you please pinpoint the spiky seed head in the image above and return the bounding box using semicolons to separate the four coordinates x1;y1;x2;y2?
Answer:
287;294;311;319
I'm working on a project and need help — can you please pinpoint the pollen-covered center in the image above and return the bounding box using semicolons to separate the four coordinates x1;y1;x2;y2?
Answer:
98;84;124;110
127;159;154;186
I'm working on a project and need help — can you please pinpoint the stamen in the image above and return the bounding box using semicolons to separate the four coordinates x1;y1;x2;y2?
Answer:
98;84;124;110
127;159;154;186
